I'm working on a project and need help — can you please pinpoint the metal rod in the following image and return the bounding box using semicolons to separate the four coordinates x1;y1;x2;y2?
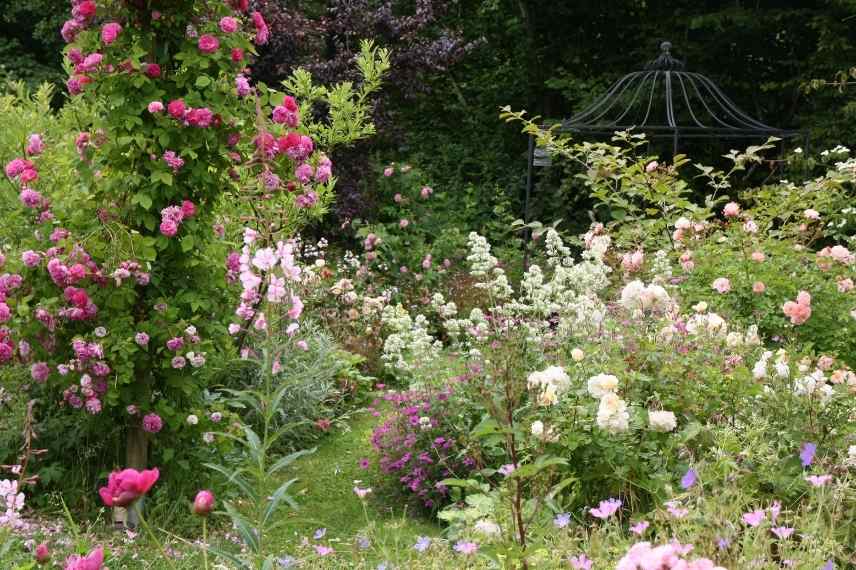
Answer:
523;134;535;271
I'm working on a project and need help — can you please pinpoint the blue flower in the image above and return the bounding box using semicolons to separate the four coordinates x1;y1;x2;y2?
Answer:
553;512;571;528
277;556;296;568
800;442;817;467
680;468;697;489
413;536;431;552
313;528;327;540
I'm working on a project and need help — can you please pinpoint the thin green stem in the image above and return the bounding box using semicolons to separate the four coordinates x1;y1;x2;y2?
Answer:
202;518;209;570
136;504;178;570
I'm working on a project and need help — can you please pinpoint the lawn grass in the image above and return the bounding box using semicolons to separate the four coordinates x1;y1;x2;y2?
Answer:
268;407;442;561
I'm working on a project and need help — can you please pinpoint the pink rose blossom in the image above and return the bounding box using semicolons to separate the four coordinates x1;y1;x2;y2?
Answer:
219;16;239;33
148;101;164;113
723;202;740;218
142;413;163;433
26;134;45;156
101;22;122;45
712;277;731;294
752;281;766;294
804;209;820;220
198;34;220;54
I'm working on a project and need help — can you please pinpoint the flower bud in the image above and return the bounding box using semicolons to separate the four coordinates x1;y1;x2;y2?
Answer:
35;542;50;564
193;490;215;516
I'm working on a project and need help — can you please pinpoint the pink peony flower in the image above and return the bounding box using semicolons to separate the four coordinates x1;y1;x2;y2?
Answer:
645;160;659;172
148;101;164;113
144;63;161;78
193;490;215;516
420;185;433;199
198;34;220;54
64;546;104;570
101;22;122;45
98;468;159;507
752;281;766;294
231;47;244;62
751;251;766;262
383;166;394;177
804;209;820;220
142;413;163;433
712;277;731;294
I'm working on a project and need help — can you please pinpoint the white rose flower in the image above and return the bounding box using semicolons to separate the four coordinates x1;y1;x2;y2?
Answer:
186;414;199;425
587;373;619;398
596;393;629;433
648;410;677;432
530;420;544;437
571;348;585;362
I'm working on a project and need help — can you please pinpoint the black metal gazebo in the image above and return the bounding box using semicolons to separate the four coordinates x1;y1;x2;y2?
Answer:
560;41;799;153
522;40;800;231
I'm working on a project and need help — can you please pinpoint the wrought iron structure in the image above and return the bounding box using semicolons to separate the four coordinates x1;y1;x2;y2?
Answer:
521;41;800;267
559;41;799;152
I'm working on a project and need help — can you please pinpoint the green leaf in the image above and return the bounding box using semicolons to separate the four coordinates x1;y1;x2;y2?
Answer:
195;75;212;88
262;478;298;525
267;448;315;476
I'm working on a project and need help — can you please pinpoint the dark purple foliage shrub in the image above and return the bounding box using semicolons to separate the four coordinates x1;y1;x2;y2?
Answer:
369;386;474;511
251;0;478;221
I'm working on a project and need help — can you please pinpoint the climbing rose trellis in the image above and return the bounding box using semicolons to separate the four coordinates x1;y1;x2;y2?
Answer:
1;0;347;467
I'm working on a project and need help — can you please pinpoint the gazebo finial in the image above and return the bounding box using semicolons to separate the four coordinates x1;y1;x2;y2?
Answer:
645;40;685;71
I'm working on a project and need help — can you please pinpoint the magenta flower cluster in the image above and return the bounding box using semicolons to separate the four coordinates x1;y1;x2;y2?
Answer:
369;387;474;510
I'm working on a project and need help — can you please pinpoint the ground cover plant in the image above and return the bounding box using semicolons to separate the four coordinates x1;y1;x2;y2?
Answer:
0;1;855;569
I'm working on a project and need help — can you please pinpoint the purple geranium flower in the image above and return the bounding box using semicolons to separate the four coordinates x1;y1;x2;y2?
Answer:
799;442;817;467
553;512;571;528
680;468;697;489
590;497;622;519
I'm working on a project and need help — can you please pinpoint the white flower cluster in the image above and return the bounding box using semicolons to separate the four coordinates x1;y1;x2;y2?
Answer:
619;280;672;314
587;372;629;433
650;249;673;284
527;365;571;406
793;369;834;404
380;304;442;373
430;292;458;319
503;229;610;341
466;232;513;299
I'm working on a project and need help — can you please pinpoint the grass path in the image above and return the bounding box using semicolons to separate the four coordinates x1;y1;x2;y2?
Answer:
269;408;442;561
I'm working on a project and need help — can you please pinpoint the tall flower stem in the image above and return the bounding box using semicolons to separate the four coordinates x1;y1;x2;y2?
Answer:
135;503;178;570
202;517;209;570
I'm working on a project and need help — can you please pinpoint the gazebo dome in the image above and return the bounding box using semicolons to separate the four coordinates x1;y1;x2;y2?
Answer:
560;41;799;146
